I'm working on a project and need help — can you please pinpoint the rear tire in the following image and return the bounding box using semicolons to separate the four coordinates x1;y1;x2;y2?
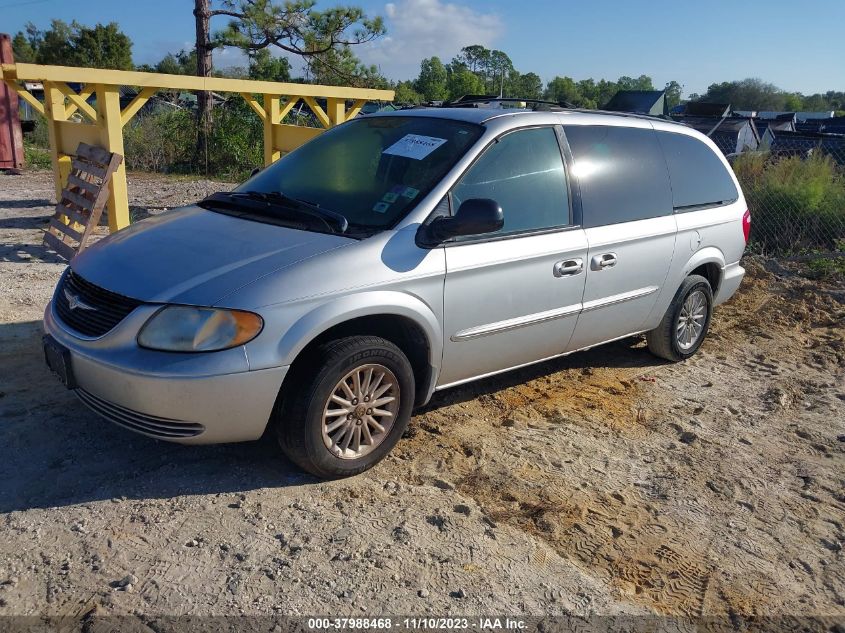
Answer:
276;335;414;479
647;274;713;362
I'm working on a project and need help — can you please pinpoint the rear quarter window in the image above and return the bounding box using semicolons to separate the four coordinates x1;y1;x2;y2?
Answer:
564;125;673;228
656;131;738;210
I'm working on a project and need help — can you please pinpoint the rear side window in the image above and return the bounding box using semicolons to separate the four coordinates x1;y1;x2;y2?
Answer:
564;125;672;228
656;131;739;210
451;127;569;236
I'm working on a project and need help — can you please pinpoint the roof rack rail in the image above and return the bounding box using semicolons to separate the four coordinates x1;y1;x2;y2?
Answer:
443;96;575;110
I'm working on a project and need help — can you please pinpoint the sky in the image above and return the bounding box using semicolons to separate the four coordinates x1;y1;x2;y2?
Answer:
3;0;844;97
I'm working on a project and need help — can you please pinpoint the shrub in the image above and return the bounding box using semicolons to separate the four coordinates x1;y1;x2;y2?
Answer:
203;98;263;180
26;116;50;148
122;97;265;180
123;107;196;173
733;153;845;251
24;145;52;169
806;256;845;279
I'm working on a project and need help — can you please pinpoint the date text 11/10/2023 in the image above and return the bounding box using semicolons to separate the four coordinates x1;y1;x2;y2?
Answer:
306;617;527;630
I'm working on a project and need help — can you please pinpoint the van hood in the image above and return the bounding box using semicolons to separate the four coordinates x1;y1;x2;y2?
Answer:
70;206;353;306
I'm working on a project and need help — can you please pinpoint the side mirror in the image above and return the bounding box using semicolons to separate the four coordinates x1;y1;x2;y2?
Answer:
420;199;503;246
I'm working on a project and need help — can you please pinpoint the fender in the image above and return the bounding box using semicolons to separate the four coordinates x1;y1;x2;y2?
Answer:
682;246;726;279
642;246;727;331
275;290;443;375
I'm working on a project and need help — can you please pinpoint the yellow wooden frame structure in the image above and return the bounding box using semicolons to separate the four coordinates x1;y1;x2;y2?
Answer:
0;63;393;232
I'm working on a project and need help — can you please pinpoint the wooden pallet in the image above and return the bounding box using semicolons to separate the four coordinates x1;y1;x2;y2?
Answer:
43;143;123;261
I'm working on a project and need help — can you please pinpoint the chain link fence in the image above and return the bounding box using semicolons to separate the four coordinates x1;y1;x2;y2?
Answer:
727;141;845;254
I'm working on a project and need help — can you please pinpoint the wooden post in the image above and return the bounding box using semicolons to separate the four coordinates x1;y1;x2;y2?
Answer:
263;95;281;166
0;63;395;231
42;81;69;202
95;84;129;231
0;34;24;170
326;97;346;126
194;0;213;172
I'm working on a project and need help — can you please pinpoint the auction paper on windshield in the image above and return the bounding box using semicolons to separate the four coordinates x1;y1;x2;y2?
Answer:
383;135;447;160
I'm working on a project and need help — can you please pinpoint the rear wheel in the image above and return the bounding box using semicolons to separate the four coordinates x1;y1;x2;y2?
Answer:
647;274;713;362
276;336;414;479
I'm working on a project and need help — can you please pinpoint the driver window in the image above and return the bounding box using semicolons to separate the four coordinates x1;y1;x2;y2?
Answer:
451;127;570;236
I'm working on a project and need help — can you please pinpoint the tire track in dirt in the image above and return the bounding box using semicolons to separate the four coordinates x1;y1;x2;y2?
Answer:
2;172;843;618
386;259;845;616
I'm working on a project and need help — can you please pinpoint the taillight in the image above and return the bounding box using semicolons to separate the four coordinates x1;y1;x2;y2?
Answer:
742;209;751;243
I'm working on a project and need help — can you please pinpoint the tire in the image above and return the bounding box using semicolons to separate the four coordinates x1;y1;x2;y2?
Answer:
646;274;713;362
276;335;415;479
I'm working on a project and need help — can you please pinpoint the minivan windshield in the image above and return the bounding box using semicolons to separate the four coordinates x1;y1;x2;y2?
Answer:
237;116;482;235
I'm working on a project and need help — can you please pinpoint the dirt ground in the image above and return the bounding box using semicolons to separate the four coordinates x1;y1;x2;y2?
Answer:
1;170;843;623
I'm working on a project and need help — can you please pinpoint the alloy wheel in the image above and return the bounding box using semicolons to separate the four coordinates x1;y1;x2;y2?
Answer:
676;289;708;351
321;363;400;459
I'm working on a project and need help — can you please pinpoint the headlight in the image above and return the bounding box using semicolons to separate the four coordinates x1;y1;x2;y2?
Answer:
138;306;263;352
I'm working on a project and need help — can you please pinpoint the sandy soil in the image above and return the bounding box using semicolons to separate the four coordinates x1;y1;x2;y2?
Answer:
0;170;843;623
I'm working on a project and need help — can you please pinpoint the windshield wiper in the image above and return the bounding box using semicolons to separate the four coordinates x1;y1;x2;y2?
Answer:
227;190;349;233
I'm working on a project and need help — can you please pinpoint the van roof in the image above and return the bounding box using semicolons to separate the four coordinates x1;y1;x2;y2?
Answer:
365;104;683;127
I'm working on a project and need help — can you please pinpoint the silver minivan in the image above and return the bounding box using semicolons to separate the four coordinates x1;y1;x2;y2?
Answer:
43;104;749;478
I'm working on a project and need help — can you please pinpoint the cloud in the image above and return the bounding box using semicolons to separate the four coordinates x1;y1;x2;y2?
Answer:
358;0;504;80
214;46;250;70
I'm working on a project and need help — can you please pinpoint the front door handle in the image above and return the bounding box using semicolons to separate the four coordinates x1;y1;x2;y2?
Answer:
553;258;583;277
591;253;618;270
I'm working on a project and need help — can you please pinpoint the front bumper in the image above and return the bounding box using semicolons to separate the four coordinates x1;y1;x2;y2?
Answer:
44;301;288;444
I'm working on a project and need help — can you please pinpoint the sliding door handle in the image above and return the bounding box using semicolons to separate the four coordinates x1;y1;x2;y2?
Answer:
553;258;583;277
591;253;618;270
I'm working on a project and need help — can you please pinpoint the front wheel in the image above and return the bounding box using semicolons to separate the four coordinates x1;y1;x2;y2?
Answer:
276;336;415;479
646;274;713;362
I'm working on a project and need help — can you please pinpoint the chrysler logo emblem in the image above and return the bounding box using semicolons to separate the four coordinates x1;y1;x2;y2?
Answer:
64;289;95;311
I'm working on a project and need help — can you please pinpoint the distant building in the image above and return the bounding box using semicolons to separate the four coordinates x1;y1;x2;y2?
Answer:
753;112;796;139
683;102;731;117
603;90;668;116
761;129;845;165
798;116;845;135
734;110;835;122
821;117;845;134
674;115;760;155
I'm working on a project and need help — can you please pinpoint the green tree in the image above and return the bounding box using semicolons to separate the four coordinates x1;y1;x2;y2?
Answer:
153;50;198;75
783;93;803;111
211;0;385;84
801;93;830;112
617;74;654;91
664;80;683;108
393;80;422;104
486;49;513;96
11;31;36;62
447;65;485;101
545;76;581;105
72;22;133;69
415;57;448;102
699;78;787;110
823;91;845;111
453;45;490;75
247;48;291;82
190;0;385;166
575;78;600;108
13;20;133;69
451;45;513;95
304;45;385;87
506;71;543;100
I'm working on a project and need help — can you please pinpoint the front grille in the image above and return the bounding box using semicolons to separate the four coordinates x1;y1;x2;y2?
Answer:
54;269;143;337
76;389;205;439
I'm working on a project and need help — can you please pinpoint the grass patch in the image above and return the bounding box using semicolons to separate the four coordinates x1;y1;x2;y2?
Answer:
733;153;845;252
24;145;52;169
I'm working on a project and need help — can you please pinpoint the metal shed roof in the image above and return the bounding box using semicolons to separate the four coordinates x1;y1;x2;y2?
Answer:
684;102;731;117
604;90;667;116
